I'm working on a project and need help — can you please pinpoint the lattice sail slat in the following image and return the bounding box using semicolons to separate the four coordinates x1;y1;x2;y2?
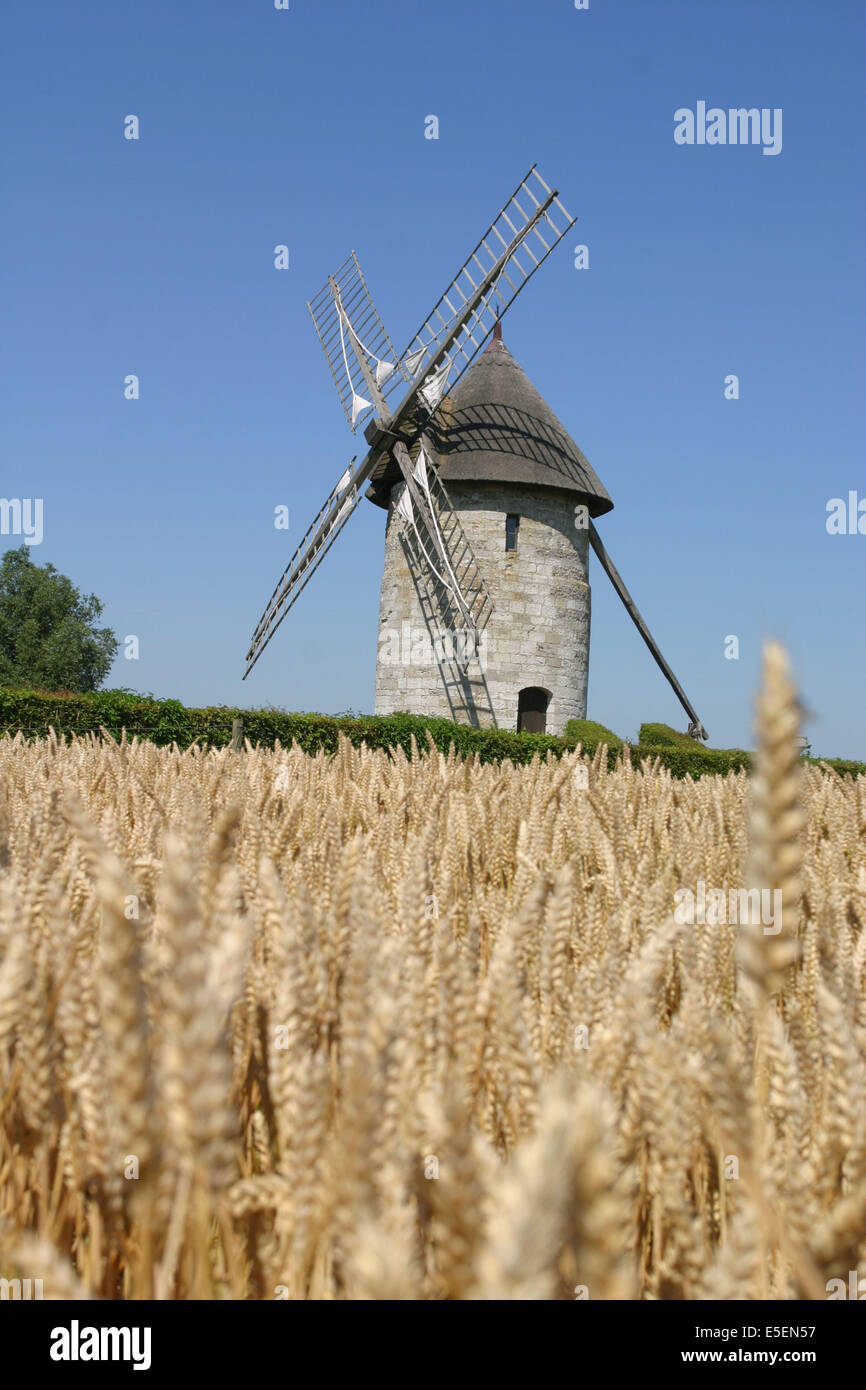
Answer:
244;461;361;676
393;166;576;409
307;252;409;432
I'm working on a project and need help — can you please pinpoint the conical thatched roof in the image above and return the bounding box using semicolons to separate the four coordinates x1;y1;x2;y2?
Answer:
366;326;613;515
431;328;613;514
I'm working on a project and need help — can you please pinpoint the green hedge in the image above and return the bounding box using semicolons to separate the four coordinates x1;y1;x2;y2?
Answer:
636;721;864;779
0;687;861;780
0;688;563;766
629;744;751;778
563;719;623;752
639;721;704;749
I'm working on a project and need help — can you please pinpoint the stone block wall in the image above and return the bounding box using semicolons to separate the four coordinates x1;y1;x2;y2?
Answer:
373;480;591;734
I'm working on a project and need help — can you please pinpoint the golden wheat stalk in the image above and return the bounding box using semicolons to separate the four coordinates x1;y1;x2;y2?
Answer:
0;647;861;1299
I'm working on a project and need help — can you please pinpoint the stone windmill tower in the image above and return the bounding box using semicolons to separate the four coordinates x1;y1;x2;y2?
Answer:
369;321;612;733
244;167;706;741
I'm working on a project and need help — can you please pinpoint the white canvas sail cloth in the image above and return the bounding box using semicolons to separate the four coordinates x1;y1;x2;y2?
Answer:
333;485;357;526
403;345;427;377
333;296;394;423
395;446;475;631
345;314;394;387
396;485;452;591
417;361;452;412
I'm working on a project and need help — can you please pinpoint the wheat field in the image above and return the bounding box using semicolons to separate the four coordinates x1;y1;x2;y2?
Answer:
0;643;863;1300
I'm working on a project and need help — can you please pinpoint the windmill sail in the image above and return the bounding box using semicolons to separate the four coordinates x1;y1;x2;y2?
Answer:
389;441;493;644
307;252;409;433
244;461;361;677
392;166;575;408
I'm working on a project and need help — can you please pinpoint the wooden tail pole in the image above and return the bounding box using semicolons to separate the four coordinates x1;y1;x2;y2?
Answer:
231;718;244;752
588;521;708;741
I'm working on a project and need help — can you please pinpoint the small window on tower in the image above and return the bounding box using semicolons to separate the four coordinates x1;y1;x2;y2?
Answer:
505;514;519;552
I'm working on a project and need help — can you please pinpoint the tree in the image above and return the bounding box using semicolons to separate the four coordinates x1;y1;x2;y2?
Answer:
0;546;118;692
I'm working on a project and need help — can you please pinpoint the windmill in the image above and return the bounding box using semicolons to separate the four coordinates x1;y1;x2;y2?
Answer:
244;166;707;741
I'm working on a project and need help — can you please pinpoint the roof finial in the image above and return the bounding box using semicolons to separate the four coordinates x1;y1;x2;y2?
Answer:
492;316;503;343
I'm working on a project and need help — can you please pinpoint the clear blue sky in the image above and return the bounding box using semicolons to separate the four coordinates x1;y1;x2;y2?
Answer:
1;0;863;757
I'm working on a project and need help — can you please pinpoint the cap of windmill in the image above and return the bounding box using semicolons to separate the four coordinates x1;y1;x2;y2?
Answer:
367;328;613;516
436;327;612;514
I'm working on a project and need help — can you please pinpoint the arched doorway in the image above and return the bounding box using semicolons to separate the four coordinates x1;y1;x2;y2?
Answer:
517;686;550;733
